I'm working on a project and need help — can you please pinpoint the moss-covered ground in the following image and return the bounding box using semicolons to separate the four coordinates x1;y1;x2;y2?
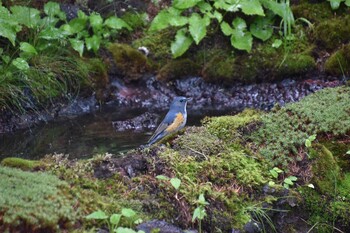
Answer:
1;86;349;232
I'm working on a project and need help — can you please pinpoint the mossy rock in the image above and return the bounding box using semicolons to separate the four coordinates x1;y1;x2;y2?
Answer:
108;43;154;81
0;166;78;232
324;44;350;76
204;109;261;142
292;1;333;24
276;53;316;77
1;157;43;171
85;57;110;101
157;58;201;81
201;51;236;83
249;86;350;167
314;15;350;50
132;29;175;66
310;144;341;194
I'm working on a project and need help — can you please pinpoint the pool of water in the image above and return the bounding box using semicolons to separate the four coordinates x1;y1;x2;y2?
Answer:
0;105;236;160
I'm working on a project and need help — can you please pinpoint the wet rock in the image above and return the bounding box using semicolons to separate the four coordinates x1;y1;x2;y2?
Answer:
112;112;160;131
58;96;98;117
243;220;262;233
94;153;148;179
136;220;187;233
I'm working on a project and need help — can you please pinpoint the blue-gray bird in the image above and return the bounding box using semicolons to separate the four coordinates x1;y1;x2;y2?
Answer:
147;96;188;145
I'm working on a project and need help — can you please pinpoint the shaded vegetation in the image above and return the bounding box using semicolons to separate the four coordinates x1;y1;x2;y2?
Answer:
0;166;78;232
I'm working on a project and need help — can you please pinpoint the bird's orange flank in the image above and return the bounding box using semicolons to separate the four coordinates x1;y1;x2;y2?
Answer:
165;113;184;133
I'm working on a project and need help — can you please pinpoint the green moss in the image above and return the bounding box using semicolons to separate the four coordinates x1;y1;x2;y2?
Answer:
85;57;109;101
314;15;350;50
249;86;350;167
108;43;153;81
132;29;175;66
121;12;147;30
156;58;201;81
310;145;341;194
204;109;261;142
277;54;316;76
201;52;236;83
292;1;333;24
324;44;350;77
0;166;78;231
1;157;43;171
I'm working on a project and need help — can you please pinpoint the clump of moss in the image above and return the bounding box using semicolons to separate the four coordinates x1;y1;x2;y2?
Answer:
277;54;316;76
249;86;350;167
85;57;109;101
157;59;201;81
173;126;224;159
108;43;153;81
1;157;43;171
310;145;341;193
0;166;78;232
292;1;333;24
201;52;236;83
132;29;175;66
324;44;350;77
204;109;261;142
314;15;350;50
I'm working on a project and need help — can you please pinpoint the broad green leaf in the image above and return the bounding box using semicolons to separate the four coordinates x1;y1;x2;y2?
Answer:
38;27;62;40
213;11;223;22
86;210;108;219
250;16;273;41
305;139;311;148
346;0;350;6
220;21;234;36
241;0;265;16
0;6;21;46
171;29;193;58
69;18;87;33
90;13;103;31
78;10;88;20
149;10;171;31
69;39;84;57
85;35;101;53
329;0;342;9
189;13;209;44
105;16;132;30
10;6;40;28
232;17;247;30
44;1;61;17
110;214;122;225
231;31;252;52
60;24;74;36
20;42;37;55
169;15;188;27
192;207;201;222
272;39;282;48
170;177;181;190
284;178;293;185
289;176;298;181
308;134;317;141
156;175;169;180
173;0;202;9
214;0;240;12
116;227;137;233
273;167;283;173
283;183;289;189
198;2;212;13
270;169;278;178
198;194;209;205
12;57;29;70
121;208;136;218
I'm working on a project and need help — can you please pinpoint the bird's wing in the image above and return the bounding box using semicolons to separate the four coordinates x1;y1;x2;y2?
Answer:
148;121;169;144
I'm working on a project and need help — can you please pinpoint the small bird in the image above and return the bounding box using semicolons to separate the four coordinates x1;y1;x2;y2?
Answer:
147;96;188;145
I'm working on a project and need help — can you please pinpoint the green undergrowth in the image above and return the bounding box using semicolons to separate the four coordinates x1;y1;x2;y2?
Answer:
325;43;350;77
1;157;43;171
0;165;78;232
248;86;350;167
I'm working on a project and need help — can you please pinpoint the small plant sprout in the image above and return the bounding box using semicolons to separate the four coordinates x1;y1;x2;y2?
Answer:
346;150;350;155
305;134;317;148
192;194;209;233
86;208;143;233
156;175;181;190
269;167;283;179
283;176;298;189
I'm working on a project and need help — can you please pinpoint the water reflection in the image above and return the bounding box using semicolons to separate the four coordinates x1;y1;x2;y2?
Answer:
0;106;236;160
